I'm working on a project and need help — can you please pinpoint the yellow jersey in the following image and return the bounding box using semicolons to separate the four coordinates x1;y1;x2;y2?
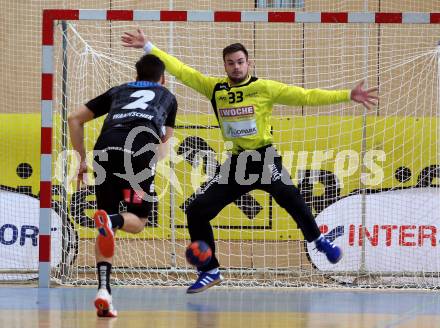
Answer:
150;46;351;154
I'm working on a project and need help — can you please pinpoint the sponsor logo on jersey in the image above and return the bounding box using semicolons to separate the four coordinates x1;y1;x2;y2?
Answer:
219;106;254;117
223;120;257;138
245;92;258;97
113;112;154;120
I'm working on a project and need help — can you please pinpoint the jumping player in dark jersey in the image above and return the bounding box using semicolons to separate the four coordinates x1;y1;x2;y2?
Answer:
122;29;378;294
68;54;177;317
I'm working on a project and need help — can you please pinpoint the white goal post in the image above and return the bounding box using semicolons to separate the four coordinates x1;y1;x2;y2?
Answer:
39;9;440;288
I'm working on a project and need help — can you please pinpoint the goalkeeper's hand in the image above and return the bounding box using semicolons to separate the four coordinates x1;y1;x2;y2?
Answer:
350;80;378;110
121;28;148;49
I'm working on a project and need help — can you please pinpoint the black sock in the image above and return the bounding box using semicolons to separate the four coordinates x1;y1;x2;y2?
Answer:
109;213;124;229
97;261;112;294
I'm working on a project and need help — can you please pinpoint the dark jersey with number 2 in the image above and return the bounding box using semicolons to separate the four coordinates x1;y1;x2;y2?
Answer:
86;81;177;139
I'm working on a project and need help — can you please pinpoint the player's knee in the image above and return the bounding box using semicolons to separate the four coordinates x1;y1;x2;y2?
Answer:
126;203;150;219
186;197;211;218
185;205;197;227
185;198;200;219
186;202;217;232
188;213;199;224
133;218;147;233
272;186;300;208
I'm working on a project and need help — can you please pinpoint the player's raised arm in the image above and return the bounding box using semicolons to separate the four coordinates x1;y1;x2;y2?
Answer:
67;104;94;189
122;29;218;99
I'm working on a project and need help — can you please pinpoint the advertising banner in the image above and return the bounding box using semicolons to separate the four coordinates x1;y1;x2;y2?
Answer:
306;188;440;272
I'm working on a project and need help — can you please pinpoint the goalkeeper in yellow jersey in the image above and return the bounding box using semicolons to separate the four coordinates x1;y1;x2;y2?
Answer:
122;29;378;294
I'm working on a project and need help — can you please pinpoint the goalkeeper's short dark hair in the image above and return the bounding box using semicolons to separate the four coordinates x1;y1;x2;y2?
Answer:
222;43;249;61
136;54;165;82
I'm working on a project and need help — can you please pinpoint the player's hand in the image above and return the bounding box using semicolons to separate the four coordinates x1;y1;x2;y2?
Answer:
76;160;88;190
121;28;148;49
350;80;378;110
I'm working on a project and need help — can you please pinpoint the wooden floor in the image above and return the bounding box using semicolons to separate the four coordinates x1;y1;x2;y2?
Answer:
0;286;439;328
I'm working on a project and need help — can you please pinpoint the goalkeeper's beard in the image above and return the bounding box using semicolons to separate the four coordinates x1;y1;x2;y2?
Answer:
228;72;247;84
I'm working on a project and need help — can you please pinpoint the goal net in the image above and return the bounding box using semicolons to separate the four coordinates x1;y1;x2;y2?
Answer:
27;8;434;288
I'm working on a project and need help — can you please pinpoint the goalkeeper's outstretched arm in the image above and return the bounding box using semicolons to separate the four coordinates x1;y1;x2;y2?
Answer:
269;79;378;110
122;29;218;99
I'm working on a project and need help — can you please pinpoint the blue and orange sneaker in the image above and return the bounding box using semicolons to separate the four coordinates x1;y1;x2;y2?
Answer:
187;270;223;294
315;236;343;264
93;210;115;258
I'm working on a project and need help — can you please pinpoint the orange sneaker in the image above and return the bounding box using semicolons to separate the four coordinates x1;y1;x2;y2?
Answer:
94;288;117;317
93;210;115;258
